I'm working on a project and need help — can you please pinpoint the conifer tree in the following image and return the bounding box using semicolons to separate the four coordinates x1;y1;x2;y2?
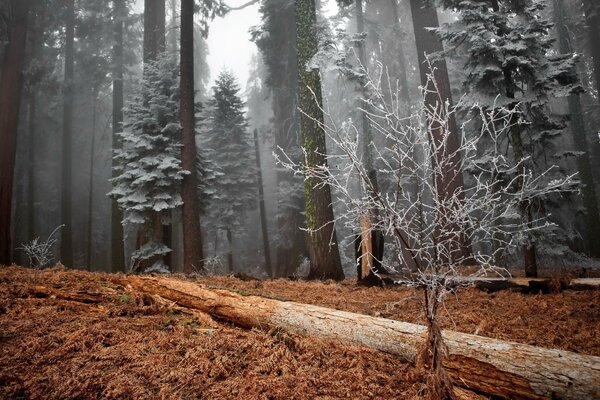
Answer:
436;0;581;276
109;57;187;272
200;71;256;271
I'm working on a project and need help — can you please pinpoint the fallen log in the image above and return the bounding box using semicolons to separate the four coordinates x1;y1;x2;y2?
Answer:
29;285;103;303
119;275;600;400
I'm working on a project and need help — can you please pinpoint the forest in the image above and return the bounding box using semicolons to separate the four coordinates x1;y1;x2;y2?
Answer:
1;0;600;399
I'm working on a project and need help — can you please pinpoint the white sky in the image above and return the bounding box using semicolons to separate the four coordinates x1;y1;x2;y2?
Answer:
133;0;338;94
206;3;261;93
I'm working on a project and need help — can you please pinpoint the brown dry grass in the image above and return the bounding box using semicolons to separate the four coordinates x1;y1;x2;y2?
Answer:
1;266;598;399
0;267;424;400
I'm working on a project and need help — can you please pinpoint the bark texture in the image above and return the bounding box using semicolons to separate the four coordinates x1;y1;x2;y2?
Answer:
180;0;204;273
295;0;344;281
0;0;29;265
120;275;600;400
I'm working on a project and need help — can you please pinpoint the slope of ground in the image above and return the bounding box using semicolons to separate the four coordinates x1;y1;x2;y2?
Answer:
1;266;599;399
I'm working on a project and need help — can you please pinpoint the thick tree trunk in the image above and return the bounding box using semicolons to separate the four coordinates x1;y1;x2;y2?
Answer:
253;129;272;277
121;275;600;400
554;0;600;257
180;0;204;273
61;0;74;268
111;0;126;273
408;0;471;263
295;0;344;281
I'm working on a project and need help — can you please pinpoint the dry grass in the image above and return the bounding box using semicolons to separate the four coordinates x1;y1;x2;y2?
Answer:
1;266;598;399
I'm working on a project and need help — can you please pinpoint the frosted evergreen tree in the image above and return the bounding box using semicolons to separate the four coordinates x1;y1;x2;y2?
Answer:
109;56;187;273
200;70;256;271
435;0;581;276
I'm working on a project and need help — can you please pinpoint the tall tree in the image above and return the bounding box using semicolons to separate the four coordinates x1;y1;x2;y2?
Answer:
0;0;30;265
111;0;126;272
252;0;307;277
554;0;600;257
201;71;256;272
180;0;204;273
60;0;75;267
408;0;471;264
295;0;344;280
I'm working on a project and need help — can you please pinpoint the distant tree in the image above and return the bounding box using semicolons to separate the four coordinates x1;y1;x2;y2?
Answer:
436;0;582;276
180;0;204;273
111;0;127;272
553;0;600;257
200;71;256;272
109;57;187;273
60;0;75;267
295;0;344;280
0;0;30;265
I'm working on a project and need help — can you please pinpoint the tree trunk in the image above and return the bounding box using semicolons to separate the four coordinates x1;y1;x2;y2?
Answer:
583;0;600;106
295;0;344;281
408;0;471;263
86;90;98;271
143;0;166;64
226;228;233;272
139;0;171;271
120;275;600;400
253;129;272;277
1;0;31;264
27;94;36;244
111;0;126;273
180;0;204;274
61;0;75;268
554;0;600;257
388;0;410;103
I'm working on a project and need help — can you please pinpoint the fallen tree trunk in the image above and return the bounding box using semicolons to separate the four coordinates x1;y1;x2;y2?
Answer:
119;275;600;400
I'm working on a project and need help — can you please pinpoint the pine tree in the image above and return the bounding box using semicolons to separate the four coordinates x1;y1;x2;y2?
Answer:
200;70;256;272
435;0;581;276
109;56;187;272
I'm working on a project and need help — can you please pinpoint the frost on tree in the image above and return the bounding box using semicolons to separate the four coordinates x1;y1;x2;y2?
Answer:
109;56;187;273
198;70;257;272
435;0;582;275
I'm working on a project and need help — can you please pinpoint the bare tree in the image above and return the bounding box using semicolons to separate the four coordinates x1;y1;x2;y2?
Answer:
279;66;576;397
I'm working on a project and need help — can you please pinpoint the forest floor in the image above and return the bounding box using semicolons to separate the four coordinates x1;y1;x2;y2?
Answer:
0;266;599;399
